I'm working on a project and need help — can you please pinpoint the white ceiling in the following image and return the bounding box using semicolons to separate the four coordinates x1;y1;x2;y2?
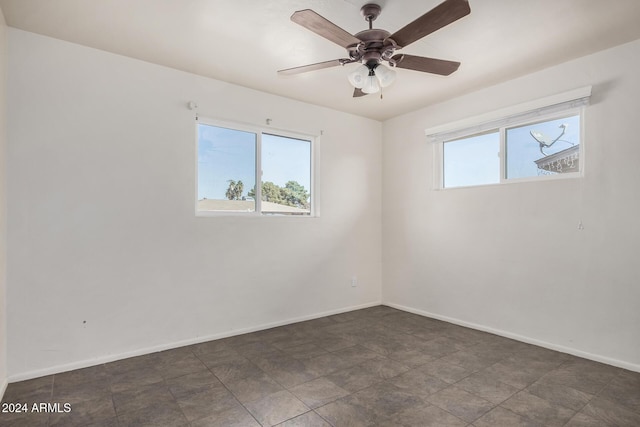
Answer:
2;0;640;121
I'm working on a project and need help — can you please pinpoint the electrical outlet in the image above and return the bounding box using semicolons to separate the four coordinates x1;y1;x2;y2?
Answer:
351;276;358;287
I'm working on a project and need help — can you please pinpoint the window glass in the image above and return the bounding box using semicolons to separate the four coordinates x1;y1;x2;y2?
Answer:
443;131;500;188
260;134;312;215
196;121;314;215
197;124;256;212
506;115;580;179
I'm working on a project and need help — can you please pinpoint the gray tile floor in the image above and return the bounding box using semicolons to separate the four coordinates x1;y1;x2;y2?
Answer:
1;306;639;426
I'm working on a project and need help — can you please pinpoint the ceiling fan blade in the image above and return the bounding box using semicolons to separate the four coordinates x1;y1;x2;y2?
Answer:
278;59;345;76
389;0;470;48
291;9;361;48
392;54;460;76
353;88;367;98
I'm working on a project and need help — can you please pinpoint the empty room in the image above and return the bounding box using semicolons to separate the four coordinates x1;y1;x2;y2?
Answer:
0;0;639;426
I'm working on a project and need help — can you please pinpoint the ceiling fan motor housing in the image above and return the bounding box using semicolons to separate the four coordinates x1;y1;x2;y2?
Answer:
350;28;396;68
352;4;395;68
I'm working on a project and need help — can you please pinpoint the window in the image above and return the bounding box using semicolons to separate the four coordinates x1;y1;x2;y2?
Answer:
430;87;590;189
197;119;314;215
505;115;580;179
443;131;500;188
197;125;257;212
260;133;312;215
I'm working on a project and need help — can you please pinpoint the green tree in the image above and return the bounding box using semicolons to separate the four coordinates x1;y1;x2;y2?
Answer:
225;180;244;200
283;181;310;208
246;181;309;208
261;181;284;204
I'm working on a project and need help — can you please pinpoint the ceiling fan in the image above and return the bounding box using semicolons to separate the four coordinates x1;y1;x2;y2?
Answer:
278;0;471;97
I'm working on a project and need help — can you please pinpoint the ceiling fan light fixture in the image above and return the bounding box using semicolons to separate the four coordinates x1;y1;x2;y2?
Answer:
347;64;369;89
361;73;380;94
375;64;396;87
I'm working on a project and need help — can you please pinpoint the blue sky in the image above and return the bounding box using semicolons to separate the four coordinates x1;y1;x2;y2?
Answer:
197;124;311;200
444;131;500;187
506;115;580;179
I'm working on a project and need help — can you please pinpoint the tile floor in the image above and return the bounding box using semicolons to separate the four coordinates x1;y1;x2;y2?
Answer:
1;306;639;426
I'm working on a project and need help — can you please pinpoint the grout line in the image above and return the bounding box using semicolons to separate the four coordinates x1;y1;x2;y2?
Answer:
189;347;264;426
312;407;335;426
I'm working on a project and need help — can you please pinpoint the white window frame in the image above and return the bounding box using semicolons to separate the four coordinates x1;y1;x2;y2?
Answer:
428;87;591;190
195;117;318;217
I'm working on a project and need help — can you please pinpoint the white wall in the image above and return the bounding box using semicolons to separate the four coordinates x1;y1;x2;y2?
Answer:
6;29;382;380
6;24;639;382
382;39;640;371
0;6;8;396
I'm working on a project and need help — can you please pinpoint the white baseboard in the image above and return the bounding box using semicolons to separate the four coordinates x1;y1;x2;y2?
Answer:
384;301;640;373
8;300;381;383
